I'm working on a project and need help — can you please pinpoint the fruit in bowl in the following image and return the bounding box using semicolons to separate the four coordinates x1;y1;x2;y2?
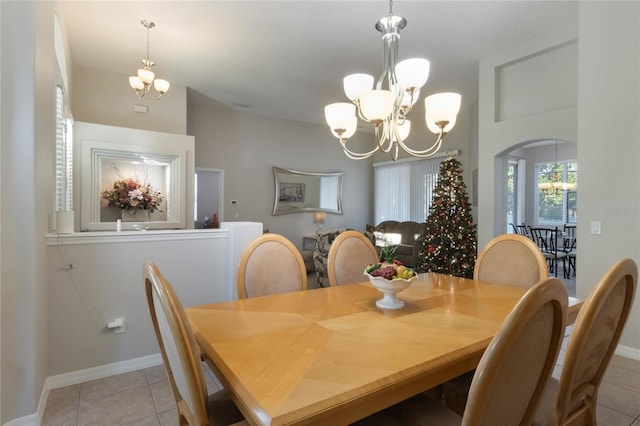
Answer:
365;260;416;281
364;257;417;310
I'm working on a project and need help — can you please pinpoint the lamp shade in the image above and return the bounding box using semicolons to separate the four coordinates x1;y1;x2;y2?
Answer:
426;116;457;134
391;120;411;142
425;92;462;124
359;90;394;122
154;78;170;94
331;116;357;140
395;58;430;89
137;68;155;84
129;76;145;90
343;73;374;101
314;211;326;224
325;103;356;131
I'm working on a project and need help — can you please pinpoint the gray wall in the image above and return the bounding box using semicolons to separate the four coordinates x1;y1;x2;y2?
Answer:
1;2;55;422
187;99;375;251
72;64;188;135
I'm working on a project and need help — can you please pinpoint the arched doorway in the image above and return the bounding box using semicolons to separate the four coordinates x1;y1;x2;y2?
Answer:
498;139;578;295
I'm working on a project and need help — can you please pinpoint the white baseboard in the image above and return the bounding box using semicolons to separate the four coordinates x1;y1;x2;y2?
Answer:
615;344;640;360
2;353;162;426
2;414;39;426
44;353;162;390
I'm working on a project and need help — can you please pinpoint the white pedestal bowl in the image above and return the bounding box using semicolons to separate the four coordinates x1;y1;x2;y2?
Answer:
366;273;416;309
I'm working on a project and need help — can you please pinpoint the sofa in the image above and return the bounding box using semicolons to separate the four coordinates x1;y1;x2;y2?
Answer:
373;220;426;268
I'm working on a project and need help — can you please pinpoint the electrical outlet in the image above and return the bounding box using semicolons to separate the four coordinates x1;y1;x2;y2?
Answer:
107;317;126;334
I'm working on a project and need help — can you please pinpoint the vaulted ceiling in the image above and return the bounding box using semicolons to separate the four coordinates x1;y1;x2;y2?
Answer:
57;1;578;126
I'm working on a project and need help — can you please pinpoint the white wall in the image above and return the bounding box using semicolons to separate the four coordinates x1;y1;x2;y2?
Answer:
478;27;578;247
478;3;639;354
576;2;639;352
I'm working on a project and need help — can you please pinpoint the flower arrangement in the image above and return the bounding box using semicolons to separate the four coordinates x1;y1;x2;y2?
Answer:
102;178;163;212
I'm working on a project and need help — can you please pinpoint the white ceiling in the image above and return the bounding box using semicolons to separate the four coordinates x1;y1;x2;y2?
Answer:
56;1;578;127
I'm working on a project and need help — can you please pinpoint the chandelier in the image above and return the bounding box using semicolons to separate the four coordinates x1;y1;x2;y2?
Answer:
538;140;577;193
129;20;170;100
324;0;461;161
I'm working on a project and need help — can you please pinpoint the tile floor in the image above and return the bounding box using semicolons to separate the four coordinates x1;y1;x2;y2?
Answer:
42;328;640;426
41;361;223;426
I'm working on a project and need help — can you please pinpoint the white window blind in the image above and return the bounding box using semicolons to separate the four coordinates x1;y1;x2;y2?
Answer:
55;85;73;211
374;152;459;224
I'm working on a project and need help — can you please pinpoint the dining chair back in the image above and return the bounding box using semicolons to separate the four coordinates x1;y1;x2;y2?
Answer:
562;224;577;278
463;277;568;425
144;261;245;426
356;277;568;426
474;234;549;288
327;230;380;286
237;233;307;298
528;226;567;277
516;223;530;237
534;258;637;426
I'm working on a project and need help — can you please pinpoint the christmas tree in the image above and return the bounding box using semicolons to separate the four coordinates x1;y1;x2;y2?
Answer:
416;158;477;278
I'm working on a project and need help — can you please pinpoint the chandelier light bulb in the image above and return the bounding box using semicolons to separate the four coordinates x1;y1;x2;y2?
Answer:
425;92;462;124
129;76;145;90
359;90;394;122
153;79;170;94
325;103;356;132
538;182;552;190
395;58;430;90
343;74;374;101
138;68;155;84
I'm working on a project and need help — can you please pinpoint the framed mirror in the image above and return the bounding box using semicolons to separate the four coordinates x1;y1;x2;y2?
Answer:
272;167;343;215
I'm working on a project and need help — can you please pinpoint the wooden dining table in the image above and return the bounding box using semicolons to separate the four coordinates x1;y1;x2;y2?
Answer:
186;272;582;426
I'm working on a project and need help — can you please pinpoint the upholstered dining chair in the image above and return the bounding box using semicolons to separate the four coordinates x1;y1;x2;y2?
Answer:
355;277;568;426
442;233;551;415
327;230;380;287
533;258;637;426
143;261;247;426
473;233;549;288
237;233;307;299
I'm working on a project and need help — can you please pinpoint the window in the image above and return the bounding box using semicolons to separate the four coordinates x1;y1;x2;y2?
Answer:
535;160;577;225
55;85;73;212
373;153;459;224
506;160;517;231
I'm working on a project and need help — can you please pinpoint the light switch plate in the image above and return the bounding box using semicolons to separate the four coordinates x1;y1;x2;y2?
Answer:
590;220;602;235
